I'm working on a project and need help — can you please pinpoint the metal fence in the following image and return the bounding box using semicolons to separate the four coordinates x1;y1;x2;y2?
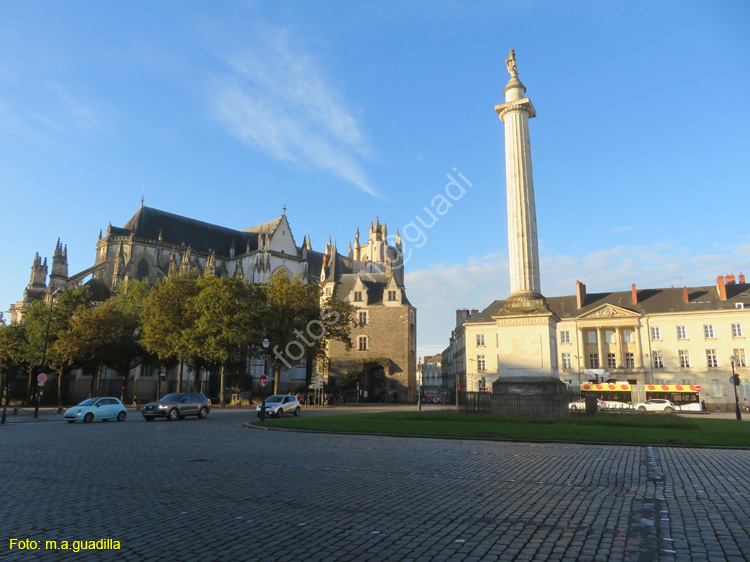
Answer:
458;390;581;418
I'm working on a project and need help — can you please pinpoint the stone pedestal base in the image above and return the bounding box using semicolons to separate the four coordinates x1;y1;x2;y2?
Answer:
492;375;566;394
498;293;549;315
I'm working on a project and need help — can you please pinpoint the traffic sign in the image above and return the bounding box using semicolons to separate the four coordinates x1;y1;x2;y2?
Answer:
259;375;268;387
37;373;47;384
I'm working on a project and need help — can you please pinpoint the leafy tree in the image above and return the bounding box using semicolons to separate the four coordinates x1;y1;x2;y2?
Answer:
262;270;356;394
141;272;201;393
46;286;94;403
192;275;265;406
53;281;149;400
16;287;95;404
0;323;27;398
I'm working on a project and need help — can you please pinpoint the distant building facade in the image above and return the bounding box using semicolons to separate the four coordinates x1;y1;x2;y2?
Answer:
418;354;442;399
444;274;749;410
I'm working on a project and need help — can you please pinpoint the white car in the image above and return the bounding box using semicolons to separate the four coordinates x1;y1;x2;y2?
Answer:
634;399;675;413
64;397;127;423
569;398;606;412
255;395;301;417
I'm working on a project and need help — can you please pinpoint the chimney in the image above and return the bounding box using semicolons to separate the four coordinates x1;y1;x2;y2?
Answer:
717;275;727;301
322;254;328;268
631;283;638;305
575;280;586;309
470;308;479;320
726;273;736;285
456;309;469;327
740;272;746;284
682;286;689;303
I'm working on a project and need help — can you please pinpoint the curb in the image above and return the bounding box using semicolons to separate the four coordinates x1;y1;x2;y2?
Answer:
241;422;750;450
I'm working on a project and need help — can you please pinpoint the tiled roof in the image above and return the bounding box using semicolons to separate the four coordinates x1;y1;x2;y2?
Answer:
466;283;750;324
120;206;258;256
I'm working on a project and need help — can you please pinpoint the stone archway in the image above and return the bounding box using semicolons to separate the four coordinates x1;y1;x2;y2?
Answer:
362;362;386;403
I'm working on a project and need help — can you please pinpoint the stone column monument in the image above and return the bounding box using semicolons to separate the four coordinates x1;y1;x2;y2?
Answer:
495;49;544;312
492;50;560;386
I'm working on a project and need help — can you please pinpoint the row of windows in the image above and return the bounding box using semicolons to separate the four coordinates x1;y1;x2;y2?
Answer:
352;290;399;303
560;330;635;344
560;349;747;370
651;324;743;341
558;324;745;345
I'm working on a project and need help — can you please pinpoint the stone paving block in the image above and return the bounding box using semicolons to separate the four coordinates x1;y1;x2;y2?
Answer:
1;412;749;561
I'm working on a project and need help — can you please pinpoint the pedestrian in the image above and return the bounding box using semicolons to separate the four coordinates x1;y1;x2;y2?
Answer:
701;399;707;412
744;398;749;414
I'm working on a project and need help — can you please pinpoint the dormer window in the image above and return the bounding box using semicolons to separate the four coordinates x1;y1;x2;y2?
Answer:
353;291;363;302
387;290;397;301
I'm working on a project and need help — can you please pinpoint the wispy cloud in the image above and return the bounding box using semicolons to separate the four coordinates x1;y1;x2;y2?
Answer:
409;243;750;356
614;226;633;232
0;80;103;142
210;24;378;197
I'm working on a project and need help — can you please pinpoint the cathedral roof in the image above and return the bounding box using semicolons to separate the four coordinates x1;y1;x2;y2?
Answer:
121;206;258;256
83;278;111;302
243;217;283;235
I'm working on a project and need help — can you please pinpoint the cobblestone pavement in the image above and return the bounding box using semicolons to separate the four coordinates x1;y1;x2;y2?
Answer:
1;410;749;561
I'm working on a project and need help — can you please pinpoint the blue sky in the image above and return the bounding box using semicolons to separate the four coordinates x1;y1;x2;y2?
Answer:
1;1;749;359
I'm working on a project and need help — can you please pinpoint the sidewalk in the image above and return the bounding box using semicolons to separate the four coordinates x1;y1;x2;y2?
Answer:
0;406;65;424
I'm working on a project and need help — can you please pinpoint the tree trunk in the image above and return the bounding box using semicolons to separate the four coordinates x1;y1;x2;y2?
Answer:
119;368;127;403
219;364;226;408
25;366;34;406
274;365;280;395
57;370;63;406
95;365;103;396
177;359;183;393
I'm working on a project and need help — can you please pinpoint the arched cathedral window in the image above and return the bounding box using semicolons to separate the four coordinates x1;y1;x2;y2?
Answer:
136;258;150;280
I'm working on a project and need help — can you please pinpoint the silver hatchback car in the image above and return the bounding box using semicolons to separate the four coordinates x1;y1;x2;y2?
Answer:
255;395;301;417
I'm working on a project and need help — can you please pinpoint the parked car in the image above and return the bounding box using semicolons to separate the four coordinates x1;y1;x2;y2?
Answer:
255;394;301;417
141;393;211;421
568;398;606;412
64;397;127;423
634;399;675;413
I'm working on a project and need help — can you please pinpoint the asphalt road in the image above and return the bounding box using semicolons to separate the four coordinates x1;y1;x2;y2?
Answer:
1;407;749;561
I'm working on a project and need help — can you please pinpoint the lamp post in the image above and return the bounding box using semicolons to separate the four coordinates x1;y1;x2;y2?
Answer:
417;370;422;411
34;289;61;419
730;355;742;421
260;338;269;422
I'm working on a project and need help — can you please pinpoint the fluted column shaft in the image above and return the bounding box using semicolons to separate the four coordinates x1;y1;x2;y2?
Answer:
503;106;540;298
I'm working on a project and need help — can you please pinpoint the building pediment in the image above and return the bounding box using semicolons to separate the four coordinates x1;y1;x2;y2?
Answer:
578;304;640;320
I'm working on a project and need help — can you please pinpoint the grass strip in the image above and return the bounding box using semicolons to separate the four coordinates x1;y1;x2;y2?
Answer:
250;410;750;447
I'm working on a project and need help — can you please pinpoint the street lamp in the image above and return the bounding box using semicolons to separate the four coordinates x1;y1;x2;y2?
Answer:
260;338;269;422
730;355;742;421
417;369;422;411
34;289;62;419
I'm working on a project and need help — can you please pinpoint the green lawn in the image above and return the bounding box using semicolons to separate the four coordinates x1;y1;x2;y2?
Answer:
249;410;750;447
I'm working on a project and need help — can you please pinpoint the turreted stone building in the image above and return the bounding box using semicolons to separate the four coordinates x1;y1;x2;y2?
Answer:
10;204;416;403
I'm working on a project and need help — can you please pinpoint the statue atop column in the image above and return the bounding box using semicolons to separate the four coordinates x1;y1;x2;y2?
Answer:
506;49;518;78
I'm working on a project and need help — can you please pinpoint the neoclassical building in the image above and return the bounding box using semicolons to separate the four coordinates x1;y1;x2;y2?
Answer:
10;204;416;403
446;274;749;410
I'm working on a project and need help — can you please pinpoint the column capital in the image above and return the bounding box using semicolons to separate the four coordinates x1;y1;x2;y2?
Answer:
495;98;536;122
